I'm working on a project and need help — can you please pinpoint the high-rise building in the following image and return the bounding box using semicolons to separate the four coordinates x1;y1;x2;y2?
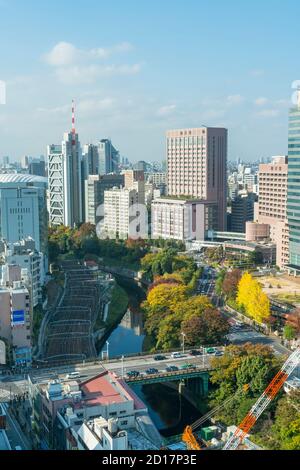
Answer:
48;132;83;227
123;170;145;205
29;159;46;177
98;139;120;174
231;193;256;233
287;93;300;274
257;156;289;269
166;127;227;230
0;174;48;256
84;174;124;225
82;144;99;176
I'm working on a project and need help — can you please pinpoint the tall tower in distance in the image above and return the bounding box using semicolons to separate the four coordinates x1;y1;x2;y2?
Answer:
166;127;227;230
287;89;300;274
48;100;83;227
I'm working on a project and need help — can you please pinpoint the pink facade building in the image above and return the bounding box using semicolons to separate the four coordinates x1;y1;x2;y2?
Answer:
166;127;227;230
257;156;289;269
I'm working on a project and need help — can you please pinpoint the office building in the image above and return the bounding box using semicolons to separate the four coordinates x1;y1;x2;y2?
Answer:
84;174;124;225
287;92;300;274
0;264;32;365
151;197;218;241
231;193;256;233
29;159;46;177
1;238;45;307
82;144;99;176
0;174;48;256
257;156;289;269
48;132;83;227
98;139;120;174
166;127;227;230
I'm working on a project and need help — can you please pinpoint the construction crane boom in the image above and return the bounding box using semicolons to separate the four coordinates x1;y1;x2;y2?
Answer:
223;347;300;450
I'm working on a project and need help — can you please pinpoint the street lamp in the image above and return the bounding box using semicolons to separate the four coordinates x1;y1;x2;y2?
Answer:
121;355;124;378
181;332;186;354
106;341;109;360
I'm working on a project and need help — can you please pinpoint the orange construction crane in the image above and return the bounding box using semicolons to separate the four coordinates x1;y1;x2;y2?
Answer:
223;346;300;450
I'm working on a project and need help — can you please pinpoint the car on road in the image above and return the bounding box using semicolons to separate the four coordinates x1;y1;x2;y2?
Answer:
153;355;167;361
189;349;202;356
214;351;224;357
180;363;197;370
171;352;183;359
126;370;140;378
206;347;217;354
66;371;80;379
145;368;159;375
166;365;179;372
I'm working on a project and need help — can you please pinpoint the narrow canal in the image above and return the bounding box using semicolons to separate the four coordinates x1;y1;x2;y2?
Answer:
103;276;204;437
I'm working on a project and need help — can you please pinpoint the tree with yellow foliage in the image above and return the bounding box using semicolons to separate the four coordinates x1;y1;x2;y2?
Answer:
236;272;270;324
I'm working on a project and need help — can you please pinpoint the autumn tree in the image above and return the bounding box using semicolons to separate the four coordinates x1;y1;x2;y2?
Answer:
222;269;242;299
237;272;270;324
182;308;230;346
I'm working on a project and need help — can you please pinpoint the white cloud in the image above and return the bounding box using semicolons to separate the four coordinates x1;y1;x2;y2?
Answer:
54;63;141;84
157;104;176;116
44;41;134;66
250;69;265;77
256;109;280;118
254;97;268;106
226;94;244;105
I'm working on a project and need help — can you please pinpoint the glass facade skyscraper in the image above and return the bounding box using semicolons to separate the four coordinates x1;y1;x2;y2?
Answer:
287;95;300;272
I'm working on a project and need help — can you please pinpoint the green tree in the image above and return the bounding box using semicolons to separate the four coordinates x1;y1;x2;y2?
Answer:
283;324;296;341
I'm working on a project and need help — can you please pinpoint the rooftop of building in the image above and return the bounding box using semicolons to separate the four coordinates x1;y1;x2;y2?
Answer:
0;430;11;451
0;173;47;185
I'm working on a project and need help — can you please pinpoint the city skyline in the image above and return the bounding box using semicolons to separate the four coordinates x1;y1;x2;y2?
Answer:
1;0;300;162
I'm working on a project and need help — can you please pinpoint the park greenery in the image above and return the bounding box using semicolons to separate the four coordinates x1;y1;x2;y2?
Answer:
48;223;149;269
210;343;300;450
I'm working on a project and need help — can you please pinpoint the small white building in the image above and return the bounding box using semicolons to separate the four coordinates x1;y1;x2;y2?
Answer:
151;197;211;241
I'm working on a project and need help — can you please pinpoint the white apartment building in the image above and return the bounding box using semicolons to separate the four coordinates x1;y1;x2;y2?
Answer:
103;187;147;239
151;197;217;241
1;238;45;307
48;132;82;227
0;265;32;365
166;127;227;230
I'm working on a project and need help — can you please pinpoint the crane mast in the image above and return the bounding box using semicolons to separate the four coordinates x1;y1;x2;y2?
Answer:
223;347;300;450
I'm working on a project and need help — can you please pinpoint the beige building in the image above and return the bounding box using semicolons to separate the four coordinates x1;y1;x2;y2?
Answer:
103;187;147;239
257;156;289;269
166;127;227;230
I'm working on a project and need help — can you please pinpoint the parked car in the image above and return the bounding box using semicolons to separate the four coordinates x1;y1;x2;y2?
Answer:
171;352;183;359
145;368;158;375
126;370;140;378
153;355;167;361
166;365;179;372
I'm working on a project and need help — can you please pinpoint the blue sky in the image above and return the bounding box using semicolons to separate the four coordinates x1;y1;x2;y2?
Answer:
0;0;300;162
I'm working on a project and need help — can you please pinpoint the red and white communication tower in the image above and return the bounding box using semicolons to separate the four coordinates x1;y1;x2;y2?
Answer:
223;346;300;450
71;99;76;147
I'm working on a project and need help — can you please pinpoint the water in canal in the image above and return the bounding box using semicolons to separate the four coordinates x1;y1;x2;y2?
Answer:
104;276;205;435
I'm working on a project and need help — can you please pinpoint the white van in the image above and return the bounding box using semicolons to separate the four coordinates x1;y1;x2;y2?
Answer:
171;352;183;359
15;446;22;450
66;371;80;379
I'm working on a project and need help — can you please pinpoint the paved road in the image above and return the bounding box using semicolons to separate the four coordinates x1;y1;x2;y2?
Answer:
226;325;290;356
1;402;31;450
